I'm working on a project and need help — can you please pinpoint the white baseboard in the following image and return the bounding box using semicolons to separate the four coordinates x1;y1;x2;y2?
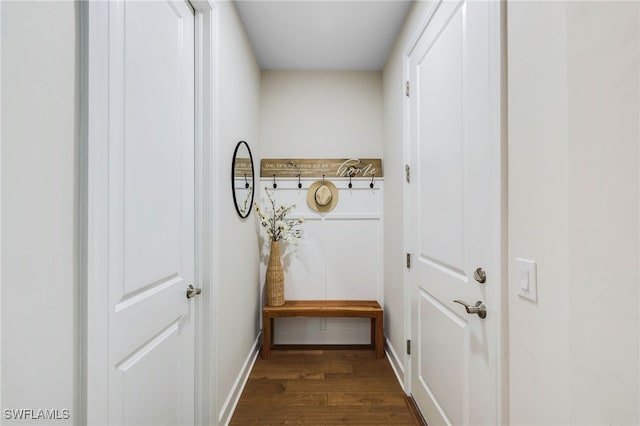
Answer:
385;335;406;393
275;330;371;344
274;317;371;344
218;333;260;426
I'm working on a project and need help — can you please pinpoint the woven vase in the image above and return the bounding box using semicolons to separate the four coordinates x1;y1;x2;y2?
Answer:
265;241;285;306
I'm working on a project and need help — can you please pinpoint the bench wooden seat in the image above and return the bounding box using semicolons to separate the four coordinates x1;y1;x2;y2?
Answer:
261;300;384;360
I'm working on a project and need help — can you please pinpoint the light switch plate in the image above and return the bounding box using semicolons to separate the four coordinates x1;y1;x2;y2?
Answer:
517;258;537;302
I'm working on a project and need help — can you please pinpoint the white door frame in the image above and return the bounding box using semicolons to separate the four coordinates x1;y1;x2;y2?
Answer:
401;1;508;423
0;1;3;417
80;1;218;424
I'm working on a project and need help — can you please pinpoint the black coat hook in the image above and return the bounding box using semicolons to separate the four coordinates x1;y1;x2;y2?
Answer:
297;174;302;189
244;174;249;189
272;174;277;189
370;174;375;189
322;174;325;181
348;173;353;189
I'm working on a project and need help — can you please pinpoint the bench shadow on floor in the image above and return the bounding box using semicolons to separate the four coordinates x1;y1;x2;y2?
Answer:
229;349;424;425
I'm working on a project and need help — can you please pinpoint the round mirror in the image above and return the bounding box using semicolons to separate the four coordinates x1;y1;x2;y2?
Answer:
231;141;255;218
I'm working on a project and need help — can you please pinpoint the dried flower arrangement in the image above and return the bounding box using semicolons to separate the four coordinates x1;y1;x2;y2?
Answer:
254;188;304;242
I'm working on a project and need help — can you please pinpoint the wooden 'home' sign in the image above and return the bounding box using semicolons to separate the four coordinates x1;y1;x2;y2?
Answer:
260;158;383;178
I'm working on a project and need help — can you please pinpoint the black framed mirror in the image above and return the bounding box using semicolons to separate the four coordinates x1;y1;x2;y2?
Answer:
231;141;255;218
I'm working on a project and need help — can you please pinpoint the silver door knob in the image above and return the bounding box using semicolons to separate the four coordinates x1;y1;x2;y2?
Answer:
453;300;487;319
186;284;202;299
473;267;487;284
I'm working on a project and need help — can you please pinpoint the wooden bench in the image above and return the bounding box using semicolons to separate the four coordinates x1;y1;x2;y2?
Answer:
261;300;384;360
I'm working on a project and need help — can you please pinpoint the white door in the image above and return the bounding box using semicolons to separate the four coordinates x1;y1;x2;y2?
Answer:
89;1;196;424
407;1;502;425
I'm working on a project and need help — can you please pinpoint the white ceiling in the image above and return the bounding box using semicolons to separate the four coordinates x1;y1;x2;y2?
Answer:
234;1;414;71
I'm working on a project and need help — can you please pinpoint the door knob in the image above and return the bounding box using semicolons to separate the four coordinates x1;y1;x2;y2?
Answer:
186;284;202;299
453;300;487;319
474;267;487;284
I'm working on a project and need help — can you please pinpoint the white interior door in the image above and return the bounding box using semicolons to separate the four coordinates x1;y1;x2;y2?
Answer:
95;1;196;424
407;1;501;424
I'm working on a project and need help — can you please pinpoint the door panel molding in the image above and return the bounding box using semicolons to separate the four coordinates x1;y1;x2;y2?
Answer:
418;290;469;425
115;320;180;372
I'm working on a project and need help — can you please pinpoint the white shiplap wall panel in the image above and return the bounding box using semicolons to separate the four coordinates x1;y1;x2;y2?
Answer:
258;178;383;344
324;219;381;300
281;218;325;300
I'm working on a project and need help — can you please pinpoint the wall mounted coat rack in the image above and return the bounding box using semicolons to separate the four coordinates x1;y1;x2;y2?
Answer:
260;158;383;178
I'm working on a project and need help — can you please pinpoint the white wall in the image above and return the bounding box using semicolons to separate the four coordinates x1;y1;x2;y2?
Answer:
508;2;640;424
260;70;383;158
1;2;78;424
213;2;262;424
381;0;432;387
508;4;571;421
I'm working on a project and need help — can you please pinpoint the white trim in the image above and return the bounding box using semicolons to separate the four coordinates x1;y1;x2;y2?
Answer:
401;45;412;398
385;336;406;393
489;1;509;423
257;177;383;188
191;2;217;424
206;2;222;424
217;334;261;426
0;0;3;417
404;1;440;59
82;1;217;424
324;215;381;221
82;3;110;423
77;3;90;425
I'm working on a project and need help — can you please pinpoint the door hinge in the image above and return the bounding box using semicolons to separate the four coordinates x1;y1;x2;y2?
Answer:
405;81;410;97
406;253;411;269
407;339;411;355
405;164;410;183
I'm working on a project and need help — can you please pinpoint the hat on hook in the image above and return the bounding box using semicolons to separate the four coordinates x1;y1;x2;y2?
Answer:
307;180;339;213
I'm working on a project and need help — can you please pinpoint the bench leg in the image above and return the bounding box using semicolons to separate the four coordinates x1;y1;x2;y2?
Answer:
375;312;384;359
370;318;375;348
262;313;271;360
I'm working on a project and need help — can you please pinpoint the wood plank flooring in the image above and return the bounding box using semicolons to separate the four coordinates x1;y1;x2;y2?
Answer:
230;349;422;425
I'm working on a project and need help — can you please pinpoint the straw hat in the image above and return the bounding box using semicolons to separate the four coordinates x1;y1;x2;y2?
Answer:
307;180;339;213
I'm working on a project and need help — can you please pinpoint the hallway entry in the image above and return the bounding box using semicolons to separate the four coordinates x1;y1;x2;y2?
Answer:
406;0;505;424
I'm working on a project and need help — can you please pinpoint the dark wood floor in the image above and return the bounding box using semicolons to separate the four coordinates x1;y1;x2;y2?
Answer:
230;349;422;425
